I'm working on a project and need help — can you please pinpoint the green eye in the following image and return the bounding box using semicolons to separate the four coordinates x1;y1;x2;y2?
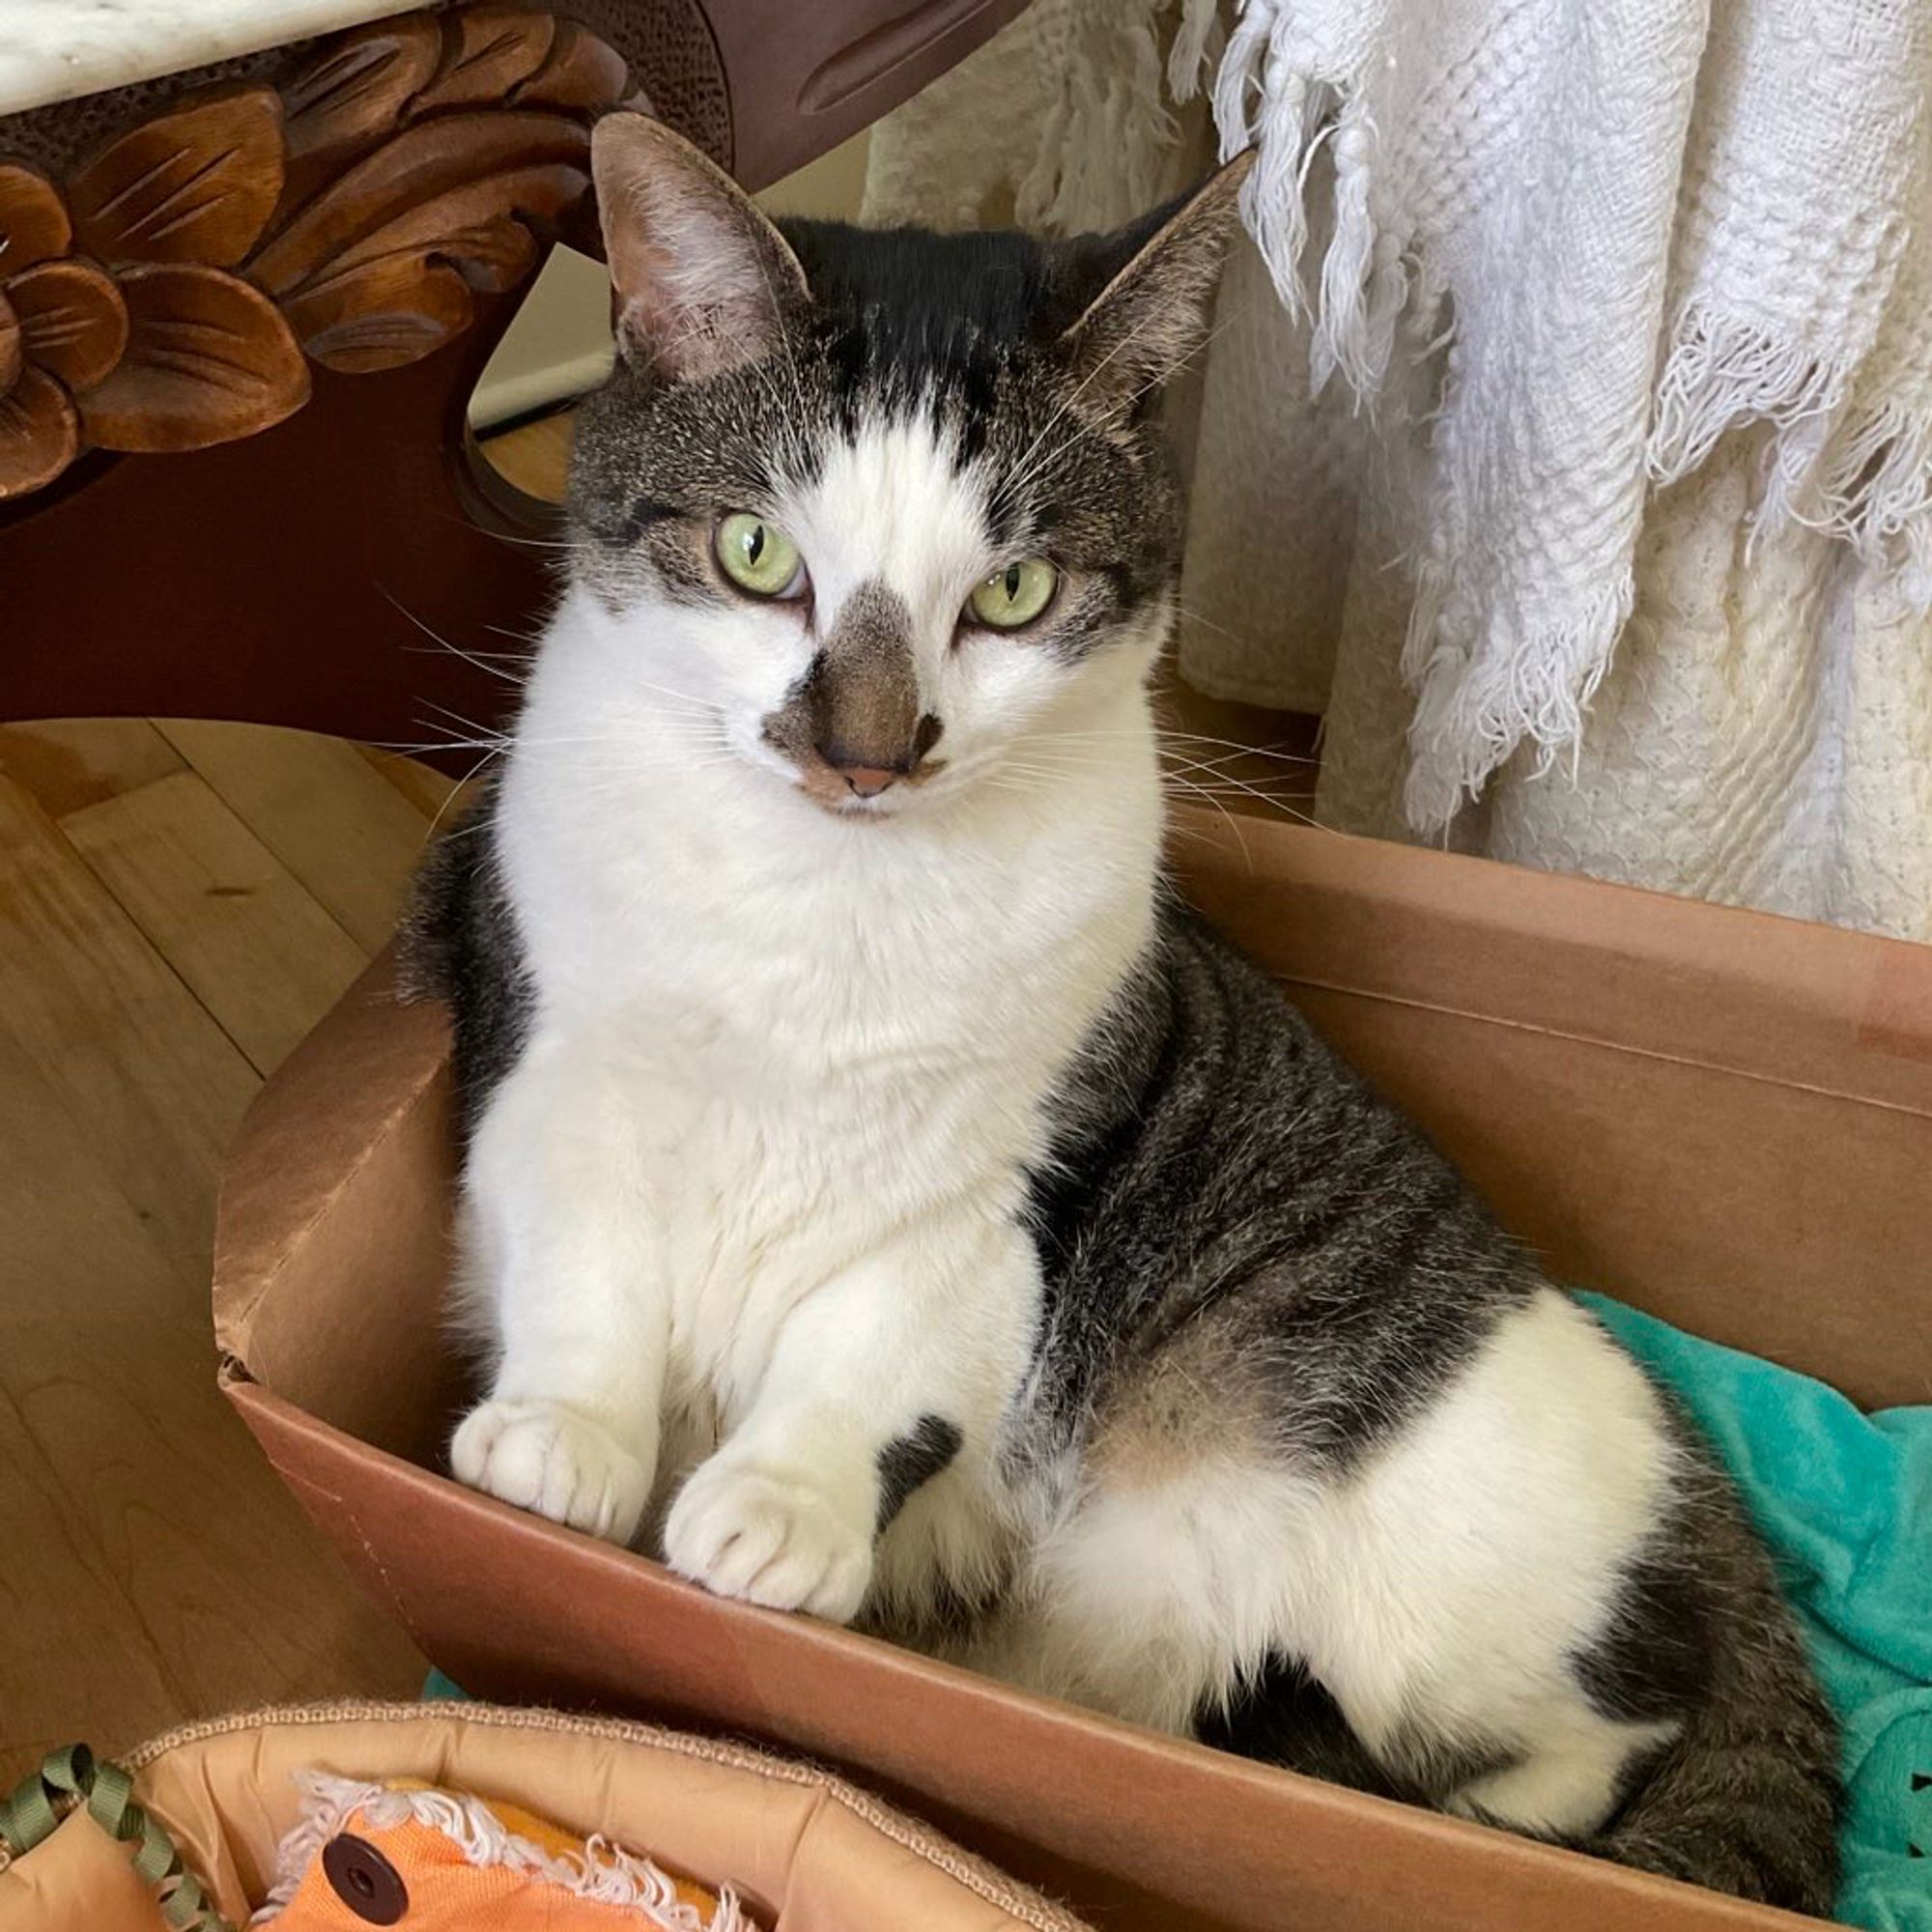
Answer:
967;557;1059;630
715;512;805;598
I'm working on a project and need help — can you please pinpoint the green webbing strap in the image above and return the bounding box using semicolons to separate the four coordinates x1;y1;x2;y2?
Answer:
1;1745;233;1932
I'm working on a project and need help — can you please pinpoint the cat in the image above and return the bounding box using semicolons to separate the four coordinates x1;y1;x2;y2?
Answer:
403;110;1840;1913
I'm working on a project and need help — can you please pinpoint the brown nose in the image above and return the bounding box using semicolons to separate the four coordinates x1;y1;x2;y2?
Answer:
834;764;899;798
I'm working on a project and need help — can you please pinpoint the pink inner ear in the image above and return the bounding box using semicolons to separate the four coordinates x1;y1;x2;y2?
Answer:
607;185;775;379
594;122;805;384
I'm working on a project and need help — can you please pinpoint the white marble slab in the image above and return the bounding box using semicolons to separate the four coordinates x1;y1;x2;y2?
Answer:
0;0;422;120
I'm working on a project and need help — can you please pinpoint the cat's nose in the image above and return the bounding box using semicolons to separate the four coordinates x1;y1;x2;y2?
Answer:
834;764;899;799
810;717;942;800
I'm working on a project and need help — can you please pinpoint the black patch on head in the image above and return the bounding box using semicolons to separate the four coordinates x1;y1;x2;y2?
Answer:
774;221;1128;408
875;1414;963;1532
564;204;1195;649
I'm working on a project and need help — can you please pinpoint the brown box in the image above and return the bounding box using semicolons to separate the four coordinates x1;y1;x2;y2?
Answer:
213;814;1932;1932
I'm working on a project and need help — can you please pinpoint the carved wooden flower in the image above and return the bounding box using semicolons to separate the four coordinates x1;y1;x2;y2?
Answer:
0;8;624;499
0;164;127;496
0;93;309;498
250;11;623;372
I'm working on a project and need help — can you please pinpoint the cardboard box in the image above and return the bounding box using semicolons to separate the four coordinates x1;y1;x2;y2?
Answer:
213;815;1932;1931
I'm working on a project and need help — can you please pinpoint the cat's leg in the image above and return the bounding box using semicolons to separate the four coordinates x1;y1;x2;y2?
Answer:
1290;1291;1689;1838
976;1290;1685;1841
959;1447;1319;1737
663;1207;1035;1624
449;1030;668;1545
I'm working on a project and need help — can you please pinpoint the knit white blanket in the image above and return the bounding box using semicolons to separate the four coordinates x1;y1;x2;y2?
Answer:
865;0;1932;938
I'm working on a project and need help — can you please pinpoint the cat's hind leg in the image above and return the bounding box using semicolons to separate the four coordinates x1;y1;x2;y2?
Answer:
1288;1291;1690;1837
978;1291;1688;1842
965;1321;1328;1739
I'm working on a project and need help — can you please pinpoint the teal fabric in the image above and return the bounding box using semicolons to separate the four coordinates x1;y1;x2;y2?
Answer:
416;1313;1928;1925
1581;1293;1932;1930
422;1668;470;1702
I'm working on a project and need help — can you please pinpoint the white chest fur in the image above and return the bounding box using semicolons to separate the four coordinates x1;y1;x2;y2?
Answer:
452;589;1163;1616
498;591;1157;1370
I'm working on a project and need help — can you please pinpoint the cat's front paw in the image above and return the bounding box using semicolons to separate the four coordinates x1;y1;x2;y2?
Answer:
450;1396;652;1546
664;1455;873;1622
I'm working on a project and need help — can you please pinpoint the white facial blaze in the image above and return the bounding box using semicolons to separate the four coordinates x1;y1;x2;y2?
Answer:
781;411;1090;780
785;411;993;652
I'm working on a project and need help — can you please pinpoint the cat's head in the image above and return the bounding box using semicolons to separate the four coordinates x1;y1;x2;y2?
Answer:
563;112;1248;818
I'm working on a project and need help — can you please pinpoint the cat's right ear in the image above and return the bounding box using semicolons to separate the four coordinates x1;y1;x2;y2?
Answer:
1054;152;1253;421
591;112;808;383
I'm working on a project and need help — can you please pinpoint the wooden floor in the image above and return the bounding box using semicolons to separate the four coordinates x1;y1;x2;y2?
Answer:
0;415;565;1784
0;409;1312;1787
0;717;454;1781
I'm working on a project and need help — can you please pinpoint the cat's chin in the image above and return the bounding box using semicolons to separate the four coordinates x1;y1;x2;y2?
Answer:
802;784;910;823
781;756;942;821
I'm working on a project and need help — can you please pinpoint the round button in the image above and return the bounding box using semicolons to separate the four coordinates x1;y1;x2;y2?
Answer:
322;1833;408;1925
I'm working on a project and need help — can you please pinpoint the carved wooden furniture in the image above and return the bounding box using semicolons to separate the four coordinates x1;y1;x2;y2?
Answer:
1;0;1027;763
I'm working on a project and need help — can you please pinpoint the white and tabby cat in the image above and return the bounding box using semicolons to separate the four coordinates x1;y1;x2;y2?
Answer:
404;113;1838;1911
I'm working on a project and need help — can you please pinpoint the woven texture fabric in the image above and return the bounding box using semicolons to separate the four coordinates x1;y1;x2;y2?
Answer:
862;0;1932;939
1201;0;1932;936
861;0;1210;236
1315;430;1932;936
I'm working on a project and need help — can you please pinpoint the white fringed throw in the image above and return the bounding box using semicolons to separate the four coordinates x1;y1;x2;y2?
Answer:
864;0;1932;938
1202;0;1932;831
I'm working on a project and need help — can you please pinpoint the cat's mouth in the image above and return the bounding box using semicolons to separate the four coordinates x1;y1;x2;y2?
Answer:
757;682;947;818
789;753;947;816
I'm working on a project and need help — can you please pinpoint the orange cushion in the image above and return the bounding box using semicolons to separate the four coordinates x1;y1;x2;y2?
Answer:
261;1776;746;1931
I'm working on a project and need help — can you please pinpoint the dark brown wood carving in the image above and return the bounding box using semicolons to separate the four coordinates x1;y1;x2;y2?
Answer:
0;7;626;497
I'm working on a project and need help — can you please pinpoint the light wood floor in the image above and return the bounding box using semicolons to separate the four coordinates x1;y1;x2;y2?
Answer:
0;417;570;1784
0;717;452;1781
0;408;1310;1786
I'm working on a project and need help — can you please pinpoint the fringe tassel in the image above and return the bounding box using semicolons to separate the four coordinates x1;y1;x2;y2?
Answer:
1216;0;1313;314
1804;396;1932;608
1311;99;1382;393
1400;564;1636;832
1651;305;1932;610
1754;401;1838;543
250;1774;747;1932
1166;0;1225;106
1210;0;1397;395
1649;300;1850;486
1017;0;1181;234
1013;87;1074;231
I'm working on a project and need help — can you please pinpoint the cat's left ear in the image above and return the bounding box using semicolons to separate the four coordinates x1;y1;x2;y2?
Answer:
591;111;809;383
1056;151;1254;419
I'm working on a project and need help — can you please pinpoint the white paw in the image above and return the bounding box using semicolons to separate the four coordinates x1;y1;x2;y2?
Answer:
664;1456;874;1623
450;1397;652;1546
